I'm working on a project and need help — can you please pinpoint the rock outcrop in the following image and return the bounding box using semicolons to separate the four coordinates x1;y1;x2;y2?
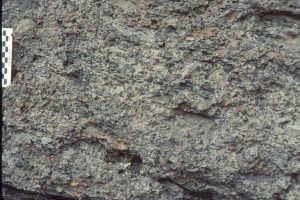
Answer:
2;0;300;199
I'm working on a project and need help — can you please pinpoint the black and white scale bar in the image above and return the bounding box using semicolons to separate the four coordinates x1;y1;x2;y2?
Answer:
2;28;13;87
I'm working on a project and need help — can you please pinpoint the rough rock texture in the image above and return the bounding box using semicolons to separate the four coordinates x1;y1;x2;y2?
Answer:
2;0;300;199
2;185;75;200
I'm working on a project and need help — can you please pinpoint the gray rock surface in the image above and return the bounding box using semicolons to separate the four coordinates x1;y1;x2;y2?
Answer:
2;0;300;199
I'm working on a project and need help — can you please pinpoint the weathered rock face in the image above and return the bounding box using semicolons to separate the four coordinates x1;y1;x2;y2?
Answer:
2;0;300;199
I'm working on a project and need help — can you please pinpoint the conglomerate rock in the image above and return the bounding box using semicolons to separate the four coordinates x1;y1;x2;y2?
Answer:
2;0;300;199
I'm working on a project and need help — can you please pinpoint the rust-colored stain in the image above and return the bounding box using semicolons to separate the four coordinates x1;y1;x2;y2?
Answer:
128;18;159;29
74;192;81;198
186;28;217;41
115;140;129;151
69;180;80;187
48;155;56;162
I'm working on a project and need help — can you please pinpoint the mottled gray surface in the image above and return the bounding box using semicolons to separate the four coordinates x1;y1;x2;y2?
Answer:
2;0;300;199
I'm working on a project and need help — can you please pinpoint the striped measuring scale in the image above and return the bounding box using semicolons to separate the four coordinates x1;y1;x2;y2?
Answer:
2;28;13;87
